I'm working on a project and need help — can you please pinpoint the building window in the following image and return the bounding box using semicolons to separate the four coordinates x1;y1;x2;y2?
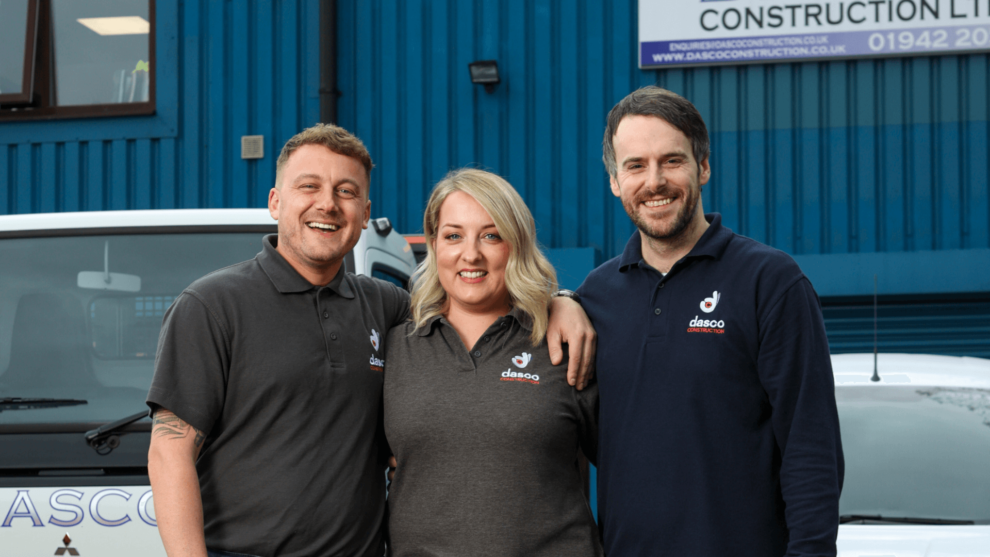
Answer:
0;0;155;120
0;0;39;106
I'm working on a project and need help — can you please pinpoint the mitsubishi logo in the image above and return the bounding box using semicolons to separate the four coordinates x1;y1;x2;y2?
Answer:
55;533;80;556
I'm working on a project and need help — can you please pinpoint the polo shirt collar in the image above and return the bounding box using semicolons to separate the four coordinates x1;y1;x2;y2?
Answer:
416;314;443;336
416;311;455;337
257;235;355;298
415;306;532;336
506;307;534;332
618;213;732;272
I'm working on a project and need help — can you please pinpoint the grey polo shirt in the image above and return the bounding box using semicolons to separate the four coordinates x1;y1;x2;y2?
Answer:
383;309;601;557
147;235;409;557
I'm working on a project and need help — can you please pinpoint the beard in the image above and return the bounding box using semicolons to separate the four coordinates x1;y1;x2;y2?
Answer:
622;182;701;241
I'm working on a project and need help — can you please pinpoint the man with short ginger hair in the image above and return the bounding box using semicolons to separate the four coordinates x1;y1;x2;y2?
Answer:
578;87;844;556
146;123;597;557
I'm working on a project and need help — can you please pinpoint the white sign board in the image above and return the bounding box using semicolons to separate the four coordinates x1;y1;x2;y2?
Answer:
639;0;990;68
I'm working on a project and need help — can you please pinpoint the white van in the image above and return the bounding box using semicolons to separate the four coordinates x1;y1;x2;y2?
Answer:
0;209;416;556
832;353;990;555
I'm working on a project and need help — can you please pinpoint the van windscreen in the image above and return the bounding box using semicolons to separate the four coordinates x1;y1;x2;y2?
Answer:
0;232;267;426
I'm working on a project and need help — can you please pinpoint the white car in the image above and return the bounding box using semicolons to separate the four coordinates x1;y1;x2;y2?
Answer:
0;209;416;556
833;353;990;556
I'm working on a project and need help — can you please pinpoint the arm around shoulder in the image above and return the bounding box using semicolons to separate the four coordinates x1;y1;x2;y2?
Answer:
547;296;597;390
389;284;413;326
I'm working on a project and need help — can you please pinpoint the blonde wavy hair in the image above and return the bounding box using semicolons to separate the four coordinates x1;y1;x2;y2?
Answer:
410;169;557;346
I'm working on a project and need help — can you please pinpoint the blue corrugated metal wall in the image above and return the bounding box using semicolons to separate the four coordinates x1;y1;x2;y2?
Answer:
0;0;321;214
2;0;987;299
335;0;990;290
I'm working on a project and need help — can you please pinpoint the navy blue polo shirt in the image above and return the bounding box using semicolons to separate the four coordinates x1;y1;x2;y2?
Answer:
577;214;843;557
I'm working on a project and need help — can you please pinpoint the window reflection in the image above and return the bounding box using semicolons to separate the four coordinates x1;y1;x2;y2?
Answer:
837;386;990;522
52;0;149;106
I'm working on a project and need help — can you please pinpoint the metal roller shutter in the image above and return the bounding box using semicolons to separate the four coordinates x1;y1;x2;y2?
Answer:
822;297;990;358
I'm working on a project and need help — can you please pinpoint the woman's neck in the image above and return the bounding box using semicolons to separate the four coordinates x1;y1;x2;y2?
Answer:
445;301;511;350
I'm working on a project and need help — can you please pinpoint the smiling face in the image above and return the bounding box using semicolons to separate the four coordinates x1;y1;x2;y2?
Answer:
610;115;711;243
268;144;371;284
434;191;511;317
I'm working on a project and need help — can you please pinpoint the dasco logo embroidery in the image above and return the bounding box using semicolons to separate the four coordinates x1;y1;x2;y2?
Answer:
700;291;720;313
512;352;532;368
501;369;540;384
687;315;726;334
369;329;384;371
369;354;385;372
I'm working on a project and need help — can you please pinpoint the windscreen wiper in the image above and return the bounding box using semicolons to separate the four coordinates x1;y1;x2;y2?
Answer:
0;397;87;413
840;514;975;525
84;409;151;455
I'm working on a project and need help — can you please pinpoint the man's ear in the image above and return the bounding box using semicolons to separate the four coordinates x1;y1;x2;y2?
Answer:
268;187;280;221
362;199;371;229
609;174;621;198
698;157;711;186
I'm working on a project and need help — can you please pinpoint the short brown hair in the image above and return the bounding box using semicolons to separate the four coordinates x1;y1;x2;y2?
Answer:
603;86;710;177
274;123;374;189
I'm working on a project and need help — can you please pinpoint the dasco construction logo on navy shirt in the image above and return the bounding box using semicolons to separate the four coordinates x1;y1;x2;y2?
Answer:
688;290;725;334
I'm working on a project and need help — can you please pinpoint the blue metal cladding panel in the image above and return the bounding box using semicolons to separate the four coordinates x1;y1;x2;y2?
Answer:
0;0;321;215
336;0;990;266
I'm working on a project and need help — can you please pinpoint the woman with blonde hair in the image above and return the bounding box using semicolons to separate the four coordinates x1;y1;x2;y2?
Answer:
383;168;601;556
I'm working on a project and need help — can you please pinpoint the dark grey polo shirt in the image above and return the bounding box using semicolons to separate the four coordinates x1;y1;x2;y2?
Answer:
383;310;601;557
147;235;409;557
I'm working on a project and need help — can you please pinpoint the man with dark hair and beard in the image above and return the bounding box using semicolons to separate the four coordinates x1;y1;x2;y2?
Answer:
576;86;844;557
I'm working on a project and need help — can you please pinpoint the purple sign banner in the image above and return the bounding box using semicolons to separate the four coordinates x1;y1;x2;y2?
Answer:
642;23;990;67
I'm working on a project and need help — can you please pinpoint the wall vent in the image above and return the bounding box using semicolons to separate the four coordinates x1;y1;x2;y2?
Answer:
241;135;264;159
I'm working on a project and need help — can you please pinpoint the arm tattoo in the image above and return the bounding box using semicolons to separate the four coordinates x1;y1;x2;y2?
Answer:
153;409;205;447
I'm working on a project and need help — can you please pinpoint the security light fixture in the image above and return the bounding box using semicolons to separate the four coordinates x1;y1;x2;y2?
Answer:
469;60;500;93
77;16;150;36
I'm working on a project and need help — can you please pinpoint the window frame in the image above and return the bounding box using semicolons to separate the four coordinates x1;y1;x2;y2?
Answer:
0;0;40;107
0;0;156;121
